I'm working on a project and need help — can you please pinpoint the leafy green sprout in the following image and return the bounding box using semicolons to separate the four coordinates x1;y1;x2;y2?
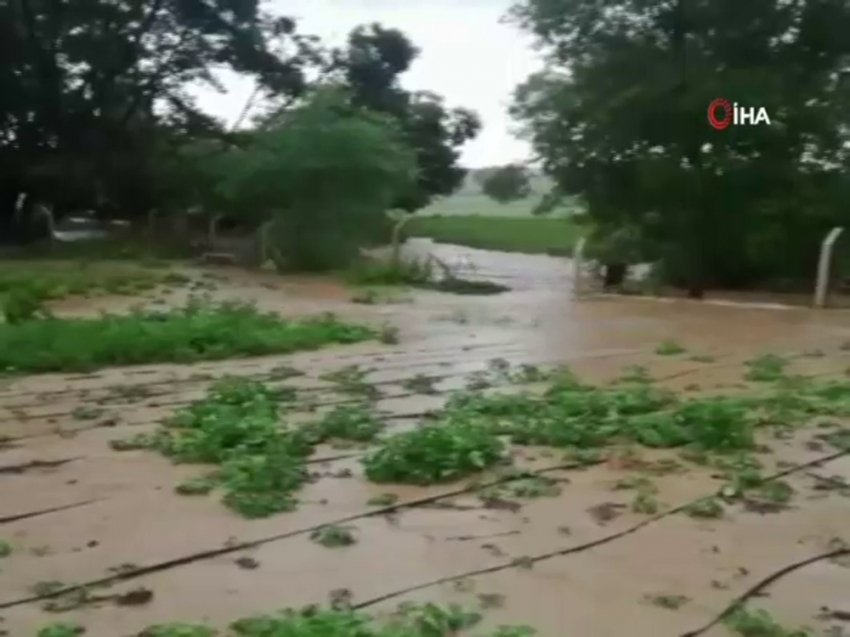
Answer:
310;525;357;548
655;340;686;356
36;622;86;637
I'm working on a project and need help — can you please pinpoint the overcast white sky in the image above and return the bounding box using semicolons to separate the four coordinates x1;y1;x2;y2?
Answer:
193;0;542;168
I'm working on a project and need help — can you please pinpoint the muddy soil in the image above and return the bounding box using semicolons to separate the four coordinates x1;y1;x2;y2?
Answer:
1;242;849;637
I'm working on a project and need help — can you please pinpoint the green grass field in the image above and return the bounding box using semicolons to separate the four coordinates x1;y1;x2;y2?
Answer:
406;214;585;256
406;171;587;255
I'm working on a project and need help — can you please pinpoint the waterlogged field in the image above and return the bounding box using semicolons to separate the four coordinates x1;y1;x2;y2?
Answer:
0;247;849;637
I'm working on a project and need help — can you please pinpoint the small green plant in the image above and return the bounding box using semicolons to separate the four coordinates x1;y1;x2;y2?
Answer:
174;475;217;496
493;471;562;499
136;625;215;637
3;288;51;324
363;419;505;485
380;323;400;344
685;497;725;519
310;404;384;443
744;354;788;382
403;374;439;395
619;365;652;383
689;354;716;363
613;476;658;493
367;493;399;506
655;340;686;356
346;256;435;287
320;365;381;400
632;492;661;514
0;538;12;557
310;525;357;548
36;622;86;637
647;594;690;609
724;607;812;636
71;406;104;421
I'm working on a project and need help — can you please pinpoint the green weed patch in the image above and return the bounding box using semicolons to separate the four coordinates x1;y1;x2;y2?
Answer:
0;302;375;372
362;417;506;484
0;261;170;297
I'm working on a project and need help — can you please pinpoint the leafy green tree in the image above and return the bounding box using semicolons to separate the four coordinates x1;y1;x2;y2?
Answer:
333;24;482;211
481;164;533;204
212;89;417;271
0;0;314;241
510;0;850;293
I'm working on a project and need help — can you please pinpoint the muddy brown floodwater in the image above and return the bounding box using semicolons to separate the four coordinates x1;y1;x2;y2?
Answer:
1;241;849;637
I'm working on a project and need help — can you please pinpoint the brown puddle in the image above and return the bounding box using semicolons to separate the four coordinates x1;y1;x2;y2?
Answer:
1;243;849;636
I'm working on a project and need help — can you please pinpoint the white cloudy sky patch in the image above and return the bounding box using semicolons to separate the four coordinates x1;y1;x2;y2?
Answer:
192;0;542;167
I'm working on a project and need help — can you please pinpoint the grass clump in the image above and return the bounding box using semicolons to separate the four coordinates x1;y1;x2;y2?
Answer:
0;301;375;373
367;492;399;506
744;354;788;382
346;255;508;295
647;594;690;610
0;260;167;301
310;525;357;548
363;418;505;485
406;214;582;256
655;340;686;356
346;257;434;287
0;538;12;557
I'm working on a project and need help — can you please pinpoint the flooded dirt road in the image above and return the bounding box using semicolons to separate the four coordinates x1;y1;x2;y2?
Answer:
1;242;849;636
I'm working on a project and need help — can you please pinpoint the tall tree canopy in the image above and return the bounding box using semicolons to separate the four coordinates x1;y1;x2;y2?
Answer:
510;0;850;291
0;0;315;239
212;88;416;271
481;164;533;204
332;24;482;211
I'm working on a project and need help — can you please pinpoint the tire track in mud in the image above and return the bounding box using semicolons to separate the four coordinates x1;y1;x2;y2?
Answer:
1;448;846;614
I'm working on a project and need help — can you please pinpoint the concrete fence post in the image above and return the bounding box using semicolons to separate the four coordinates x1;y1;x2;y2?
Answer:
814;227;844;308
572;237;586;298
